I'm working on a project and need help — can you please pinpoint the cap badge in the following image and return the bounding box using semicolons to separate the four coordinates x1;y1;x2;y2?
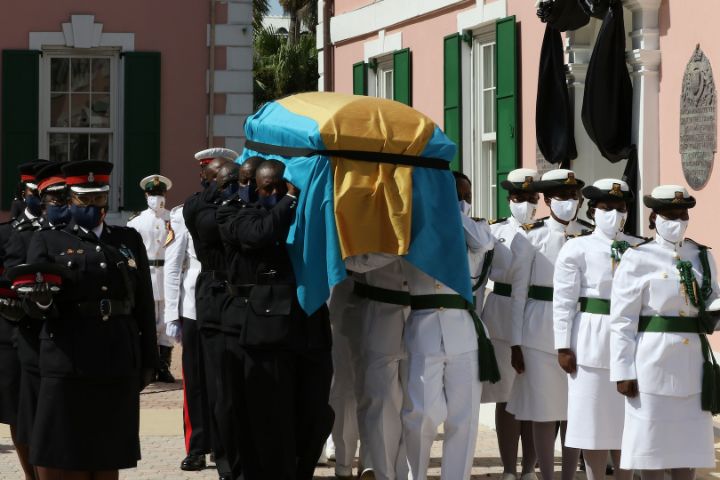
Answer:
88;172;95;183
564;172;577;185
672;191;685;203
522;176;533;190
153;176;160;186
35;272;43;283
609;183;623;197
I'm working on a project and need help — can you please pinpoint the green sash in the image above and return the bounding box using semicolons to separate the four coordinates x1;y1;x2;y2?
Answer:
579;297;611;315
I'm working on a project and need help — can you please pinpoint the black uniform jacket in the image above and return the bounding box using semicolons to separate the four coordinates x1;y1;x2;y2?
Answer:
216;195;331;351
25;222;158;379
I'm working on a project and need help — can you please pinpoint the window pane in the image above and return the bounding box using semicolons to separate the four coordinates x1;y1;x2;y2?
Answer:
90;134;110;162
69;134;89;161
484;44;495;89
51;58;69;92
49;134;69;162
71;58;90;92
484;89;495;134
385;70;394;100
70;93;91;128
91;59;111;92
50;93;70;127
90;94;111;128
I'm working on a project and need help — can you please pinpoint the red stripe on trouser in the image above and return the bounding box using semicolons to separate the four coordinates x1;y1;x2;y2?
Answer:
182;365;192;454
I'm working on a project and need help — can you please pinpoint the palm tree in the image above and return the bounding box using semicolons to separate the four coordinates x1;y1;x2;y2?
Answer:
253;0;270;32
278;0;317;45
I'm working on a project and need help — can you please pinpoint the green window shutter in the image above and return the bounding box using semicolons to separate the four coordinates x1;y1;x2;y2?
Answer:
495;16;518;219
1;50;39;210
353;61;367;95
443;34;462;172
123;52;161;211
393;48;412;106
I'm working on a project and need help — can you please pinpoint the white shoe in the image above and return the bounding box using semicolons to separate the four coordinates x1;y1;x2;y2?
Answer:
317;450;329;466
325;442;336;461
359;469;376;480
520;473;538;480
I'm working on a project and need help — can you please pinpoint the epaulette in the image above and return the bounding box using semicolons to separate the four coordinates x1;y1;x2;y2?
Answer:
488;217;508;225
567;229;593;239
164;221;175;247
686;238;710;249
127;211;141;221
631;237;654;249
522;219;546;232
471;217;488;223
625;233;651;246
576;218;594;229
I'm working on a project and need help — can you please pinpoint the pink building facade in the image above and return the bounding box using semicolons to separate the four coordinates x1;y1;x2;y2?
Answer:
321;0;720;246
0;1;253;217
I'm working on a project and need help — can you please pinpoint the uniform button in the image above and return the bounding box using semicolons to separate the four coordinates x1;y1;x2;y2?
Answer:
96;246;101;252
49;333;54;339
102;315;109;321
100;262;107;269
67;261;72;267
435;283;441;289
265;308;271;313
101;286;108;292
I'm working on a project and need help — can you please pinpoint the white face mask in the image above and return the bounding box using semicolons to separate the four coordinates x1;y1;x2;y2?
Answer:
655;215;688;244
509;201;537;225
550;198;578;222
458;200;472;217
147;195;165;212
594;208;627;238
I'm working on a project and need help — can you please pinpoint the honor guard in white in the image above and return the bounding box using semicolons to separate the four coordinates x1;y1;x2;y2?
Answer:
507;168;585;480
553;179;643;480
164;204;209;468
400;171;495;480
481;168;539;480
610;185;720;480
127;174;175;383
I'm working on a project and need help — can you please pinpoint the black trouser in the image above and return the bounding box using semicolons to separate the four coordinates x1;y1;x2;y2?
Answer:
222;339;334;480
181;318;211;457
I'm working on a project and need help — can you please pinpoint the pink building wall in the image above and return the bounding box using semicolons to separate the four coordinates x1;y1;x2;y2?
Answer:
0;1;211;208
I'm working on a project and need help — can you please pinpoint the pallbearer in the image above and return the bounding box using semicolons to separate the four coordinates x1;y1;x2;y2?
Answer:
553;179;642;480
611;185;720;480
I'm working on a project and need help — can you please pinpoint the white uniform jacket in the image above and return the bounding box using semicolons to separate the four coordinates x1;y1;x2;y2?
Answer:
553;230;643;369
610;236;720;396
127;208;170;301
515;216;570;352
482;217;534;344
163;206;201;322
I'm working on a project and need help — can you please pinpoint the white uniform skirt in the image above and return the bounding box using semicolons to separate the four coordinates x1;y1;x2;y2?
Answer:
620;392;715;470
565;366;624;450
481;338;516;404
506;347;567;422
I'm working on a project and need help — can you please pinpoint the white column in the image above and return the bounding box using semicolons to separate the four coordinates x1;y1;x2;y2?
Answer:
625;0;661;235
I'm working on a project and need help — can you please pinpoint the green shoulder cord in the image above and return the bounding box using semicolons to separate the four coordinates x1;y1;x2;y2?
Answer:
676;247;720;414
473;249;495;292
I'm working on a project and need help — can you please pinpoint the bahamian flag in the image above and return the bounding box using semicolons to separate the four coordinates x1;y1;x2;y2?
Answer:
239;92;471;315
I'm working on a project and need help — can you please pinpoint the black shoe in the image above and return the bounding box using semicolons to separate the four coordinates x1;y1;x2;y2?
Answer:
156;368;176;383
218;476;233;480
181;454;206;471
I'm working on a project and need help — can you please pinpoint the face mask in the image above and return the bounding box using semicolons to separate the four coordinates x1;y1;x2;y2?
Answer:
458;200;471;217
655;215;688;244
25;195;42;216
219;183;240;201
70;205;103;229
239;184;253;204
550;198;579;222
146;195;165;212
46;205;72;225
509;201;537;225
259;194;281;209
594;208;627;238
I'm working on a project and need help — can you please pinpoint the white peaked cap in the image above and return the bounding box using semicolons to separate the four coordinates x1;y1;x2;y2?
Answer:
650;184;691;199
507;168;540;183
194;148;239;162
592;178;629;191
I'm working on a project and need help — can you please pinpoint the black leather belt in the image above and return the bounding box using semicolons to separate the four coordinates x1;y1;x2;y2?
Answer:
74;299;133;319
148;259;164;267
226;284;254;297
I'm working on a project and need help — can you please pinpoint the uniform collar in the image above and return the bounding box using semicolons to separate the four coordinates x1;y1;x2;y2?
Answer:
655;234;684;251
592;228;616;242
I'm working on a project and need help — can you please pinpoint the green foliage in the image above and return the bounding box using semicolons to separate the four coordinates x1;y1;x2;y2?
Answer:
253;27;319;110
253;0;270;32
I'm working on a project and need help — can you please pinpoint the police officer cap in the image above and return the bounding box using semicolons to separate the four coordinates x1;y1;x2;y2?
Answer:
501;168;540;192
533;168;585;191
139;174;172;195
35;162;67;194
643;184;696;210
582;178;633;203
194;148;239;165
18;160;49;189
62;160;113;194
6;262;73;294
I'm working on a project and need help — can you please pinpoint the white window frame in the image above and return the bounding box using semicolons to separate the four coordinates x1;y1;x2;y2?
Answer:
38;46;124;212
469;29;497;220
369;55;394;100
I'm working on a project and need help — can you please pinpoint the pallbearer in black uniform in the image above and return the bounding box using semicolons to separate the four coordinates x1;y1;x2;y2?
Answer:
216;159;333;480
10;160;157;480
182;147;237;479
0;160;49;480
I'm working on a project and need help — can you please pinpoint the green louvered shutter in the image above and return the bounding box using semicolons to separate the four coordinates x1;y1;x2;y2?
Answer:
123;52;161;211
496;16;518;219
444;34;462;172
1;50;40;210
353;61;367;95
393;48;412;106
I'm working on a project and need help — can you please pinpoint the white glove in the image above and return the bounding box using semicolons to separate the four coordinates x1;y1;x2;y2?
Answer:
166;320;182;343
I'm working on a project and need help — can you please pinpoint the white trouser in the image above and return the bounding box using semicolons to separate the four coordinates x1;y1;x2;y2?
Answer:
155;300;173;347
402;348;481;480
357;317;410;480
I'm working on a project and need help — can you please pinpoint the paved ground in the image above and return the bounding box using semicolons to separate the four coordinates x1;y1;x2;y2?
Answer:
0;348;718;479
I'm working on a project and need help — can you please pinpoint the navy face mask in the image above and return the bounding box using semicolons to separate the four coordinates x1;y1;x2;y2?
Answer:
259;194;281;209
46;205;72;225
70;205;103;229
219;182;240;201
25;195;42;216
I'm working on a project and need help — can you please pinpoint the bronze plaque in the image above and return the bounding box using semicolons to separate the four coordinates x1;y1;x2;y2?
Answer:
680;45;717;190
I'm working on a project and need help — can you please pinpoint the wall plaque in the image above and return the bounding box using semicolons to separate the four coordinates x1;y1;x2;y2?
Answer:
680;45;717;190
